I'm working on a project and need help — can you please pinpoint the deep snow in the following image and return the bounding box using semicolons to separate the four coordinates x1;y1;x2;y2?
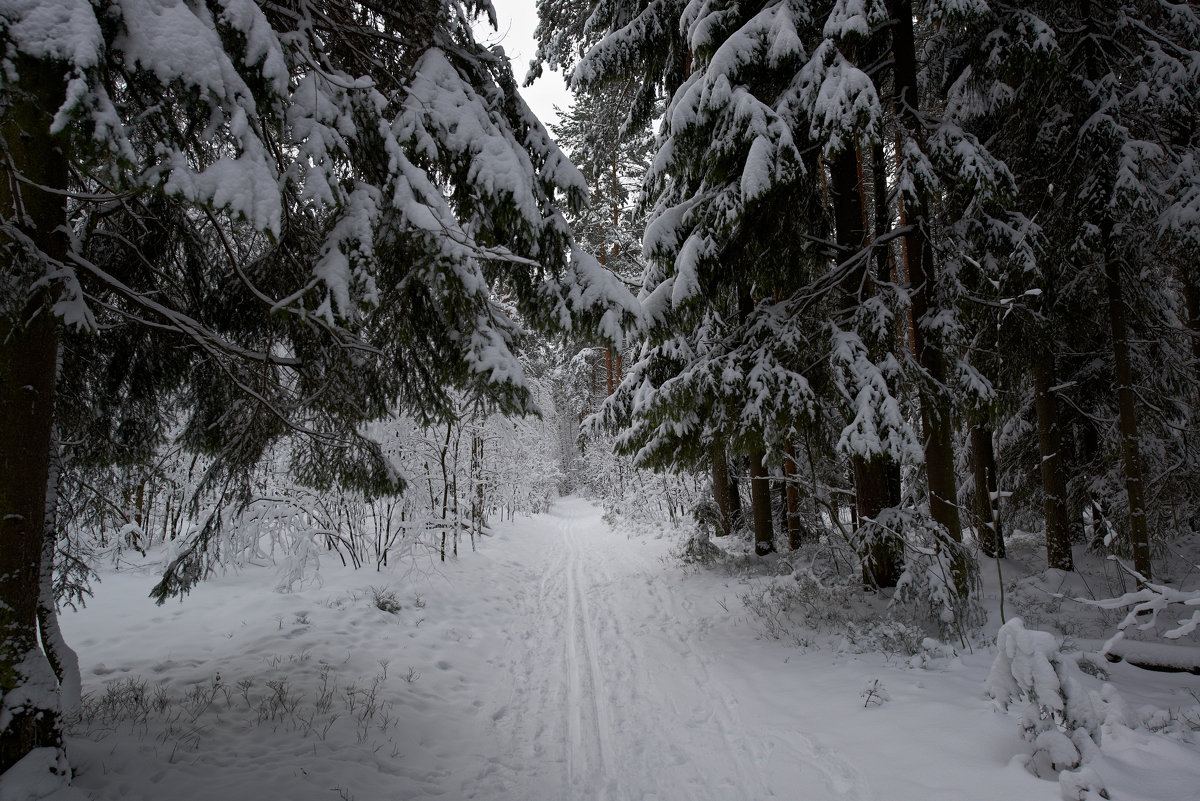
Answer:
13;498;1198;800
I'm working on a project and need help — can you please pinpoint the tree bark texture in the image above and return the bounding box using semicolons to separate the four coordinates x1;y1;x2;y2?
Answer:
783;443;802;550
727;458;744;533
0;54;68;772
39;441;81;715
1033;360;1074;570
1078;0;1152;579
889;0;966;594
830;146;902;586
853;456;903;587
1103;228;1152;579
969;418;1004;558
711;439;731;536
748;449;775;555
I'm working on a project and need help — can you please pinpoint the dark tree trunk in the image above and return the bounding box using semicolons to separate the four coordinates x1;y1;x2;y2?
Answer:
1102;225;1152;579
970;417;1004;558
1077;0;1151;579
748;449;775;555
711;438;731;536
830;145;903;586
776;475;787;534
1077;412;1107;543
0;54;68;772
1058;416;1086;544
1032;360;1074;570
39;440;80;715
605;348;614;396
727;457;744;533
854;456;903;587
783;443;802;550
889;0;966;594
1184;274;1200;384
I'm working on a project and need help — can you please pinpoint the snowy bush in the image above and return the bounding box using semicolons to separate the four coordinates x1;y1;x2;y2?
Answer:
845;619;927;660
860;679;890;707
886;509;984;639
368;586;402;615
987;617;1133;795
740;568;948;657
672;500;726;566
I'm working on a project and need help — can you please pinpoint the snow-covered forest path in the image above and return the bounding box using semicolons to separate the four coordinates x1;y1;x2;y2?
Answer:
486;497;872;801
61;496;1058;801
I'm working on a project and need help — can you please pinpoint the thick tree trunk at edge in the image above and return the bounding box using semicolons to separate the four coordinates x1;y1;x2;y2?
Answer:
0;54;68;772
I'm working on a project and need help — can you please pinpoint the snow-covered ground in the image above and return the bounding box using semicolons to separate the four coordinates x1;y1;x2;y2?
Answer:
39;498;1200;800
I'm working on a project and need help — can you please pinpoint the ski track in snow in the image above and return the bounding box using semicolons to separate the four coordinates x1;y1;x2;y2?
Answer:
488;497;872;801
59;496;1084;801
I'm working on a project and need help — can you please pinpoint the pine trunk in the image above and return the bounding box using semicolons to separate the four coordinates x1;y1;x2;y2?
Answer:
783;443;802;550
1103;226;1152;579
711;439;731;536
0;54;68;772
969;417;1004;558
854;456;903;587
1075;0;1152;578
727;459;744;533
830;144;902;586
889;0;966;595
1033;360;1074;570
748;449;775;555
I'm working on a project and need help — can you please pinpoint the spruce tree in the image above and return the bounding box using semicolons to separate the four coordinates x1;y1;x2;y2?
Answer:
938;0;1200;579
0;0;635;774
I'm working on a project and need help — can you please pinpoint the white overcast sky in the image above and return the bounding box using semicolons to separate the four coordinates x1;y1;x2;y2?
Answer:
478;0;574;128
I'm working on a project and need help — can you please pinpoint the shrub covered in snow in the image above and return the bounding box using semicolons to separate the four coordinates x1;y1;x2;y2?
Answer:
885;508;984;641
987;617;1144;797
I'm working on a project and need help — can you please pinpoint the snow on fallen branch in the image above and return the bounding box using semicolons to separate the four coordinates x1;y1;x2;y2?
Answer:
1075;557;1200;669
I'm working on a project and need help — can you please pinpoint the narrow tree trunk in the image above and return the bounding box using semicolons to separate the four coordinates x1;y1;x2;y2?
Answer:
1059;413;1086;544
1032;360;1074;570
1103;226;1152;579
775;473;787;533
969;417;1004;558
727;458;744;533
748;449;775;555
872;144;893;282
0;54;68;772
889;0;966;594
711;438;731;536
1079;421;1106;543
784;443;802;550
